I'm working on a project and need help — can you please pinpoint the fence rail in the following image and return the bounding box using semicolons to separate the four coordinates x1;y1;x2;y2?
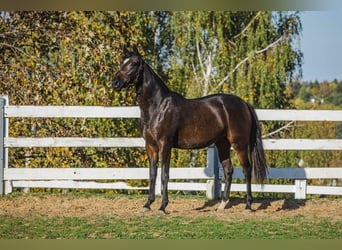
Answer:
4;138;342;150
1;96;342;199
5;105;342;121
4;168;342;198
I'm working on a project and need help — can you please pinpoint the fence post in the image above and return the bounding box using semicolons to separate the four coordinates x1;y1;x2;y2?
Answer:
206;145;221;200
294;179;307;199
0;97;5;195
155;168;162;196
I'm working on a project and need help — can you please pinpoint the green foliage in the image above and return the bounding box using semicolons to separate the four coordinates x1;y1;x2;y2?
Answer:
166;11;302;108
294;79;342;106
1;11;148;176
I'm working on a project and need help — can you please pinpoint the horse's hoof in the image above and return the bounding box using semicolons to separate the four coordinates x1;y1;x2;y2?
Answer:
218;200;229;210
157;209;167;215
245;206;254;212
142;206;151;213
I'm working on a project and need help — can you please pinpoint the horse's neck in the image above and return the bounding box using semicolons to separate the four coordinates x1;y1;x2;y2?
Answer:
137;64;170;110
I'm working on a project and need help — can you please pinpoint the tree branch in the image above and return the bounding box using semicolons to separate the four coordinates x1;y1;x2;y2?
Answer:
262;121;295;138
233;11;262;40
0;42;31;58
255;36;283;54
211;36;284;93
195;36;206;79
194;36;218;96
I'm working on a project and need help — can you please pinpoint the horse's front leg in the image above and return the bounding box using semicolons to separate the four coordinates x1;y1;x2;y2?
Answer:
143;143;159;211
158;144;172;213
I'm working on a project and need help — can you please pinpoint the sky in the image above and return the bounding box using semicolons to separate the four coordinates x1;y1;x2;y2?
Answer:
300;11;342;82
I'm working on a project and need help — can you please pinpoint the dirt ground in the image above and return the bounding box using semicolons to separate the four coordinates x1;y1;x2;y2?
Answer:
1;193;341;221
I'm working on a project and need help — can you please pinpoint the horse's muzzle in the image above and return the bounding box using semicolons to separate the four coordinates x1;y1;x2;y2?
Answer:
111;78;126;91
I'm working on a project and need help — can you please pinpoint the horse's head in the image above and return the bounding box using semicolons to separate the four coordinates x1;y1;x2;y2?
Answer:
112;46;143;91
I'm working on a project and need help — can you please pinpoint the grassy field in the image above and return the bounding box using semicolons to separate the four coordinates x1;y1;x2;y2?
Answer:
0;214;341;239
0;192;341;239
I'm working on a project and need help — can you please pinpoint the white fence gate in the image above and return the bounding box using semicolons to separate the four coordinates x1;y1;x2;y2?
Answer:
1;95;342;199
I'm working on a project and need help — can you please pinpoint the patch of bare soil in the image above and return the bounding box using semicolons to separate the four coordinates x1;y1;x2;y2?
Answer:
0;194;341;221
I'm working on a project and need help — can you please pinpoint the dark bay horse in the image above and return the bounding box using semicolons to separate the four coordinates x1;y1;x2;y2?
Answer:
112;47;267;213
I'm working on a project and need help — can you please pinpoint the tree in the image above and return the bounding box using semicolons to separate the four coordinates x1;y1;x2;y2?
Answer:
0;12;146;179
166;12;302;107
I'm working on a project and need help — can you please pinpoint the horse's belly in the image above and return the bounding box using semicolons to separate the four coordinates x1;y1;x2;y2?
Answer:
174;124;224;149
174;139;215;149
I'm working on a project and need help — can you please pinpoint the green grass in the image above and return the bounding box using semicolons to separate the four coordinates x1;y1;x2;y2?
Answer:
1;214;341;239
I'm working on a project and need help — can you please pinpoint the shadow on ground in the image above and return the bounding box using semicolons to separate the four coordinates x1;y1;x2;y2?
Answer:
194;197;306;212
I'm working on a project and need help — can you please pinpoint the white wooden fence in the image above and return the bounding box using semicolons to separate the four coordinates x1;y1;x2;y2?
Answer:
1;95;342;199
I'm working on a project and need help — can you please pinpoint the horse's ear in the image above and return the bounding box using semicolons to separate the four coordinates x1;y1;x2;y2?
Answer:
123;45;130;56
133;45;140;56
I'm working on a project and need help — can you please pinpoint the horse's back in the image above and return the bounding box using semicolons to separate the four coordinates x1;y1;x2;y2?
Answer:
188;94;251;125
173;93;251;149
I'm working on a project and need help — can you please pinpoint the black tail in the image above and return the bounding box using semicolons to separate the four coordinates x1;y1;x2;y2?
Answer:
247;103;267;183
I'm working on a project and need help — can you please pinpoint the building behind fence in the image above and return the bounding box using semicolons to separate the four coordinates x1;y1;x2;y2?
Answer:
1;95;342;199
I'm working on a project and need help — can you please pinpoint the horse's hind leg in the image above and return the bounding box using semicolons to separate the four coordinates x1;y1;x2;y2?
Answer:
236;149;253;210
215;139;233;210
